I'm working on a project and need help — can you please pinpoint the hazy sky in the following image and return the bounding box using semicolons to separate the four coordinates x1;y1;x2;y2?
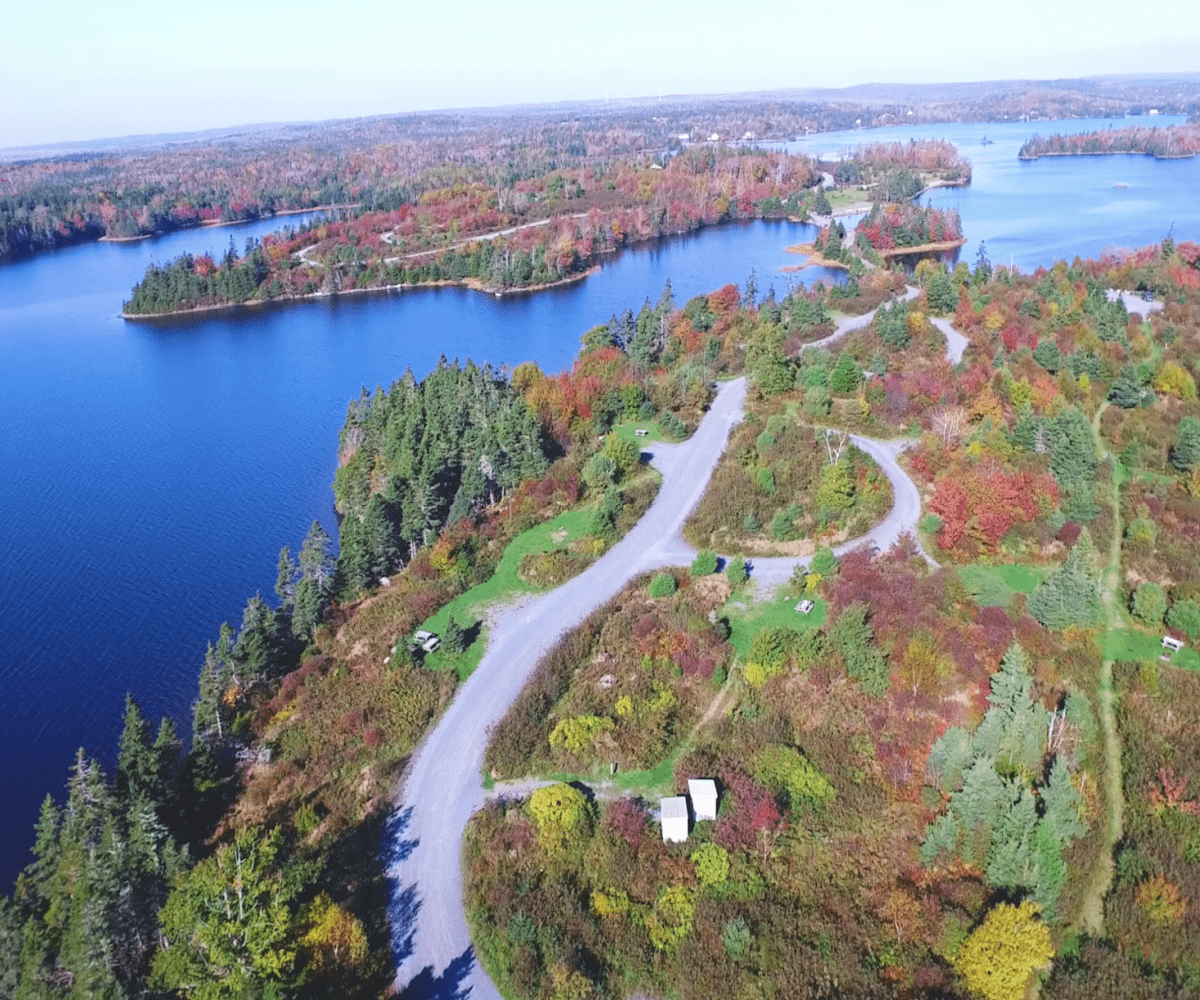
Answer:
2;0;1196;147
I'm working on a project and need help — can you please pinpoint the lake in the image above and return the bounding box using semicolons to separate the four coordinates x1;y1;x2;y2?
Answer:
1;114;1197;888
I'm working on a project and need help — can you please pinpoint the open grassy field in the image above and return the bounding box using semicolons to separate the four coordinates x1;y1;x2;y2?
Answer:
957;563;1047;607
724;583;826;659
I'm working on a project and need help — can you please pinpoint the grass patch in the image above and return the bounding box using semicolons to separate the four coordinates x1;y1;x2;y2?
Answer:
724;585;826;660
611;418;677;445
418;506;595;680
958;563;1046;607
827;188;871;212
1100;628;1200;672
544;753;681;799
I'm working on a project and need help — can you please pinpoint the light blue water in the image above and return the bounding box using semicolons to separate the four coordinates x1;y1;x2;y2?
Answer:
784;115;1199;269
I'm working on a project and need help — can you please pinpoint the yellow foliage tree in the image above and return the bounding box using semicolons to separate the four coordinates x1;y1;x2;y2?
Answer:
1155;360;1198;401
529;783;590;850
1136;874;1187;924
591;887;630;919
549;714;614;755
301;894;368;973
645;885;695;951
954;902;1052;1000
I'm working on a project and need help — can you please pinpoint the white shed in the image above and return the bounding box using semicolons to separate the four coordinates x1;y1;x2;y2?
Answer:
688;779;719;822
660;796;689;842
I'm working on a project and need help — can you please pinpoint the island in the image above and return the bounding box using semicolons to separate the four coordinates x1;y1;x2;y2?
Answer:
1019;124;1200;160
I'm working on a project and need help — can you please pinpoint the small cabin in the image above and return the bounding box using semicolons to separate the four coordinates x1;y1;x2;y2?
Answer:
688;779;719;822
1163;636;1184;654
660;796;689;842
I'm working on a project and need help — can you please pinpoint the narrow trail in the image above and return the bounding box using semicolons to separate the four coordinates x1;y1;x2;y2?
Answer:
1076;401;1125;934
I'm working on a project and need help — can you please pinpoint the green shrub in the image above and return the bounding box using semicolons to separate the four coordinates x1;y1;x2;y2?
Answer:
725;556;748;587
648;572;678;598
722;917;752;961
690;550;718;576
1130;582;1166;627
691;843;730;886
1167;598;1200;641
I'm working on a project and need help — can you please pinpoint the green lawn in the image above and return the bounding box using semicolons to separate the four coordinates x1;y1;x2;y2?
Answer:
827;188;871;212
958;563;1047;607
1100;628;1200;672
611;418;678;445
541;754;680;799
417;505;595;680
724;585;826;659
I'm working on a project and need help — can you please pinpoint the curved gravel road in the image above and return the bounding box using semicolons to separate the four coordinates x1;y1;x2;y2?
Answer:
387;379;747;1000
386;303;946;998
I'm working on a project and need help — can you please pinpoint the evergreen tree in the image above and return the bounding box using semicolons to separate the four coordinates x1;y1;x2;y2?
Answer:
1032;339;1061;373
1027;548;1101;629
972;644;1048;775
985;781;1039;893
829;352;863;393
1108;364;1146;408
444;615;466;654
275;545;296;606
117;694;157;803
1171;415;1200;471
926;265;958;314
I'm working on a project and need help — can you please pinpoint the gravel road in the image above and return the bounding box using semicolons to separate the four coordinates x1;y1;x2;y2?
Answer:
386;347;936;999
387;379;747;1000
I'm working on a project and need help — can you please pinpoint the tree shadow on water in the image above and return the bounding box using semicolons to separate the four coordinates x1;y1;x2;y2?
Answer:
398;947;477;1000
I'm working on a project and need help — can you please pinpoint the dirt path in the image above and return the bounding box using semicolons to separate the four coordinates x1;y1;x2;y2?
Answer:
1076;401;1125;934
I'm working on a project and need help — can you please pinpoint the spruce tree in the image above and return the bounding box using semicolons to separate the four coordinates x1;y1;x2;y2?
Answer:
117;694;156;803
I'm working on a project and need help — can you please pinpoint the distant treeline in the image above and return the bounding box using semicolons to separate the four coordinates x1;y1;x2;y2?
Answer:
1019;124;1200;160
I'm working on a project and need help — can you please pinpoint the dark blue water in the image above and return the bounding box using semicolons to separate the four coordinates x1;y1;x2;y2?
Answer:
784;115;1200;270
0;213;836;887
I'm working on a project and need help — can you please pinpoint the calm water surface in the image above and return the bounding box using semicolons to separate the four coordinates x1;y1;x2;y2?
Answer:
785;115;1199;268
2;116;1198;888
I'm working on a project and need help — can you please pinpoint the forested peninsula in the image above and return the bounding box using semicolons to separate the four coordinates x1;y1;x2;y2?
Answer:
121;149;818;315
1019;124;1200;160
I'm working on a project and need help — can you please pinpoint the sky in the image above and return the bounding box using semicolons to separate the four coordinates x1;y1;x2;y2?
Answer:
1;0;1197;148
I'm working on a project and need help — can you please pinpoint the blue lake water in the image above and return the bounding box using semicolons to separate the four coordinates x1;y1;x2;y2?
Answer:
1;114;1197;888
784;115;1199;269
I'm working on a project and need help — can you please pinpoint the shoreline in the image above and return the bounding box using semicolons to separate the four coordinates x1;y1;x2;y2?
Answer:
120;265;602;320
1018;150;1197;161
877;237;967;257
782;242;851;271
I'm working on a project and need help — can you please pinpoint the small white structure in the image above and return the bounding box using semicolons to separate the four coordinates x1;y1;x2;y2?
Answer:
1163;636;1184;653
688;779;719;822
796;599;816;615
660;796;689;842
635;428;649;437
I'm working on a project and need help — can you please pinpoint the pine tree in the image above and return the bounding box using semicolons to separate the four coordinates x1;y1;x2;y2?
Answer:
1172;415;1200;471
117;694;157;803
828;352;863;394
444;615;466;654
